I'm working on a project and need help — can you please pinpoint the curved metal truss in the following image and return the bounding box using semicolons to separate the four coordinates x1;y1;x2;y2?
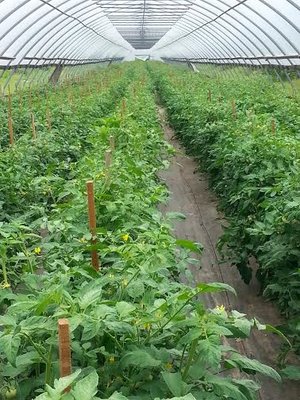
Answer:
0;0;299;90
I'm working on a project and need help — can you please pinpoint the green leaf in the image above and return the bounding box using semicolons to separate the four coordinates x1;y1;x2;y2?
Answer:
121;349;161;369
231;378;261;400
176;239;203;254
73;370;99;400
178;328;202;345
116;301;136;318
0;333;21;366
0;315;17;328
78;285;102;309
161;372;189;397
281;365;300;380
166;212;186;220
231;317;253;338
197;338;222;369
254;320;292;348
127;280;145;298
161;396;196;400
197;282;236;296
229;353;281;382
107;394;129;400
206;376;249;400
55;370;81;391
82;318;101;341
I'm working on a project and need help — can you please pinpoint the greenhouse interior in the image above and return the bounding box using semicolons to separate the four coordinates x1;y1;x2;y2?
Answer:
0;1;300;399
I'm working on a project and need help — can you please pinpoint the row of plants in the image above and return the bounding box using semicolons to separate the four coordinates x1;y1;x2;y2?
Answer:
0;64;135;292
0;62;282;399
0;66;132;218
149;62;300;353
0;65;129;150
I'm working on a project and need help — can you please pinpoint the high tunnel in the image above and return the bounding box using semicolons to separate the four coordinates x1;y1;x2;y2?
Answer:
0;0;299;87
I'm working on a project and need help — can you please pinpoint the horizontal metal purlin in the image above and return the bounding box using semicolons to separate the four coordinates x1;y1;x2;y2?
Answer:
0;56;16;60
0;58;123;70
23;56;108;62
164;54;300;61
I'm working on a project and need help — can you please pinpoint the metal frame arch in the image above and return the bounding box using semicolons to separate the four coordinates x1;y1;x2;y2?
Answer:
151;0;252;52
2;3;112;90
152;0;299;66
0;0;94;83
154;12;258;63
152;0;291;59
16;2;125;60
5;2;130;89
152;4;290;80
1;0;130;65
153;0;279;57
25;36;118;89
150;3;269;72
25;7;114;66
149;2;291;80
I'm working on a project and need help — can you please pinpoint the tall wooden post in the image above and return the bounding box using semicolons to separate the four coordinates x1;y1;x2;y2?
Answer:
86;181;100;270
58;319;72;392
207;89;212;102
271;118;276;134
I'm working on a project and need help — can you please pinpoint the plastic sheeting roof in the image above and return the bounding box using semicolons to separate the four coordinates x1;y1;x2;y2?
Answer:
0;0;299;67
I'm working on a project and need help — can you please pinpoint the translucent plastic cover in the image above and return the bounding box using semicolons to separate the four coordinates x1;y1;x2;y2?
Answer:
0;0;299;68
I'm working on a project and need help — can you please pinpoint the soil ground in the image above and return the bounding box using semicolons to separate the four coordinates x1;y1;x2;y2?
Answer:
157;106;300;400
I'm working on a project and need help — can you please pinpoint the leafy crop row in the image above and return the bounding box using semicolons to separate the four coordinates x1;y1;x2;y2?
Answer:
149;63;300;354
0;63;283;399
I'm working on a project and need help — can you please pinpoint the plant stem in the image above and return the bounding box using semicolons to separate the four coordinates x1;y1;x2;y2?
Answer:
45;345;53;385
179;343;188;371
22;333;48;364
182;339;198;380
147;292;197;341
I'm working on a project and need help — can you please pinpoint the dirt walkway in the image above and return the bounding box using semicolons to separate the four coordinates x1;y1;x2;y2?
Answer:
158;106;299;400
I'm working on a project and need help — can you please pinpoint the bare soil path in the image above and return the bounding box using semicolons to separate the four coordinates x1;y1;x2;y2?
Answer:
158;106;300;400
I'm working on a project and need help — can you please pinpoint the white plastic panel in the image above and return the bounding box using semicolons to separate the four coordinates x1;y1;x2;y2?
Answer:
0;0;134;68
0;0;299;69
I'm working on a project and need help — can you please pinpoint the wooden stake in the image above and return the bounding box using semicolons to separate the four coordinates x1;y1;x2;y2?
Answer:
86;181;100;270
31;112;36;140
7;93;14;145
58;319;72;392
271;118;276;134
105;149;112;170
109;135;115;152
207;89;212;102
231;99;237;120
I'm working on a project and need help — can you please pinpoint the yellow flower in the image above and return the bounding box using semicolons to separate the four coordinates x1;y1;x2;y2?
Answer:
122;279;128;287
34;247;41;255
216;304;226;312
121;233;129;242
143;323;151;331
108;356;115;364
0;281;11;289
79;237;87;243
165;362;173;370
